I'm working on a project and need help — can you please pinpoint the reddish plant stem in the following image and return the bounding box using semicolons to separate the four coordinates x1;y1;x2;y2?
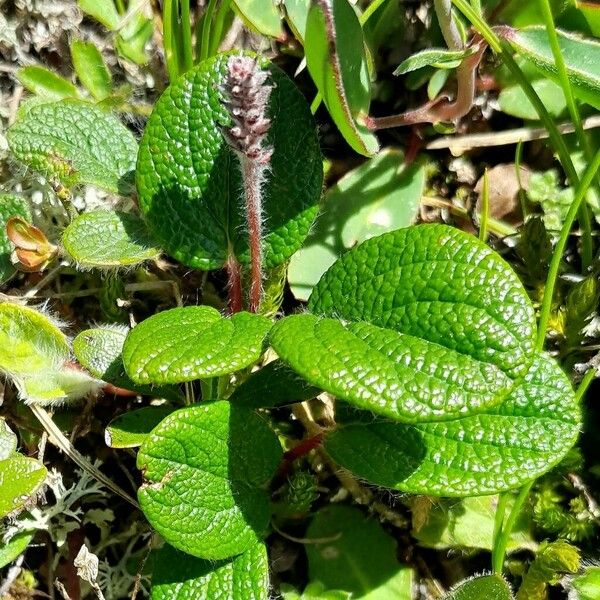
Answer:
242;158;265;313
277;433;324;478
367;38;487;131
226;253;243;314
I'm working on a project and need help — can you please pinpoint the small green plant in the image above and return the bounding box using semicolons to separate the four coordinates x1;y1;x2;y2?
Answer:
2;0;600;597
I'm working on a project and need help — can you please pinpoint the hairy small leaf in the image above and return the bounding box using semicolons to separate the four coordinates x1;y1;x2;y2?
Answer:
445;574;513;600
8;100;137;194
17;66;79;100
0;418;17;460
71;40;113;100
62;211;160;268
0;530;35;569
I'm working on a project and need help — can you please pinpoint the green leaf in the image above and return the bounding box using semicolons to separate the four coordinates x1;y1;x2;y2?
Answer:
0;453;47;518
0;418;17;460
0;303;69;377
445;574;514;600
0;303;98;404
394;48;473;75
288;149;424;301
413;495;534;552
507;26;600;109
233;0;283;38
123;306;272;385
150;541;269;599
305;0;379;156
116;12;154;65
571;565;600;600
305;505;413;599
8;100;138;194
0;530;35;569
16;66;79;100
78;0;120;30
73;326;180;400
274;225;536;422
136;52;322;270
0;194;31;284
137;402;282;559
325;353;580;496
70;40;113;100
281;582;352;600
106;406;175;448
229;360;319;408
516;540;580;600
499;79;566;120
284;0;310;43
62;211;160;268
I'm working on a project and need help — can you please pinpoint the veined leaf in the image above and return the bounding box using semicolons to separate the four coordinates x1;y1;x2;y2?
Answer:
137;53;322;270
305;0;379;156
507;26;600;109
137;402;282;559
150;542;269;599
325;354;580;496
122;306;272;384
273;225;536;422
8;100;137;194
62;211;160;268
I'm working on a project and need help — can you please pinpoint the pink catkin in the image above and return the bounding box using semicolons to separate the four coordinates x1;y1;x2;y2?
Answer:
221;56;273;312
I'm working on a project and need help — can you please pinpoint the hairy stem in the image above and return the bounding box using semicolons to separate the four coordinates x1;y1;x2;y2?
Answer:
242;158;265;312
226;253;243;313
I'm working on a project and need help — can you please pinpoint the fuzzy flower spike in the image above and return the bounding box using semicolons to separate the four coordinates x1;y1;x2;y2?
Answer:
221;55;273;312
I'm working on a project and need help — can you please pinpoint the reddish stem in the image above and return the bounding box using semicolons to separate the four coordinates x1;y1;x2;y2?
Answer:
277;433;324;478
243;159;264;313
226;254;243;314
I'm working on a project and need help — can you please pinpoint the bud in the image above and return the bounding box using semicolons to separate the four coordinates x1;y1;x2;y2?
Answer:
6;216;58;272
